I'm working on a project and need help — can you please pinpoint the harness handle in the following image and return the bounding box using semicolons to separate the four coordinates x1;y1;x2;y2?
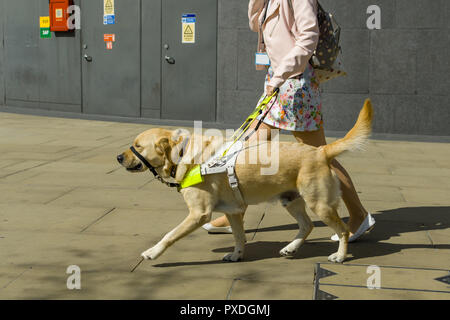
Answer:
221;88;279;157
244;87;279;141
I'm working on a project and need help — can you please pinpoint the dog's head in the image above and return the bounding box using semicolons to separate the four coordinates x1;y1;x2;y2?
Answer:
116;128;190;179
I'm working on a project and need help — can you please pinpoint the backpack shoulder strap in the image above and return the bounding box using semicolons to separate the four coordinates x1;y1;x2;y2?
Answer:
288;0;323;15
287;0;293;13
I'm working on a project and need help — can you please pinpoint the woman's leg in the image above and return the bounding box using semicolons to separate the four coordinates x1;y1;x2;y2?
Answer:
292;127;368;235
209;122;278;228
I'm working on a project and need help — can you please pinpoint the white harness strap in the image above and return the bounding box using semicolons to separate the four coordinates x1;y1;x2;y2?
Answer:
200;141;246;208
226;166;246;207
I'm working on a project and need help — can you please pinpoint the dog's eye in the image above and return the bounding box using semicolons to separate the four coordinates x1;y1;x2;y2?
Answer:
135;144;141;148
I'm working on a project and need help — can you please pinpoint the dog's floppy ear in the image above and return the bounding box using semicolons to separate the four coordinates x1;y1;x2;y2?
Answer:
170;129;190;163
169;129;192;182
155;137;171;158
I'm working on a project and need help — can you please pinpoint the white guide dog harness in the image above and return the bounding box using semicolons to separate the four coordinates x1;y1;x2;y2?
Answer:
200;140;246;207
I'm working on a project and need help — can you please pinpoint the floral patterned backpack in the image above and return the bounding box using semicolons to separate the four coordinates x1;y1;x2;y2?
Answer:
288;0;347;83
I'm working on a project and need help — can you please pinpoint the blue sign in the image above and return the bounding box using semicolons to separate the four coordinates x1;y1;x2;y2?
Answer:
182;14;196;23
104;15;115;25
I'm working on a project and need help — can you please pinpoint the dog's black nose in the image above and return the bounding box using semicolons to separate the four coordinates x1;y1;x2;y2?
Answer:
117;154;124;164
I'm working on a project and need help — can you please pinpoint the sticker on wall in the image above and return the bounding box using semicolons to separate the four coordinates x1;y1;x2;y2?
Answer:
40;16;51;39
40;28;51;39
181;14;196;44
103;0;115;25
104;34;115;49
40;16;50;28
55;8;64;22
104;34;116;42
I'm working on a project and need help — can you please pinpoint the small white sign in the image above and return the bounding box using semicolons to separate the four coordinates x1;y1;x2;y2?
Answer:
255;52;271;66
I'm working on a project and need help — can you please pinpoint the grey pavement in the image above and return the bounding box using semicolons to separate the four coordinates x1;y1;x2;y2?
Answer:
0;111;448;299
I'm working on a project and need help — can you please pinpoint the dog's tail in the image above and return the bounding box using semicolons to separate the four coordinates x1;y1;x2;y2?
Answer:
323;99;373;161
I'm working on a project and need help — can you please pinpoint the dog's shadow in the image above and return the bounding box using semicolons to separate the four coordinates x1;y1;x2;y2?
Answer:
153;206;450;267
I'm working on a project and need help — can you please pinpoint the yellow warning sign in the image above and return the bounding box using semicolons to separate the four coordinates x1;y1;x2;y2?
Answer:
40;16;50;28
182;23;195;43
104;0;115;16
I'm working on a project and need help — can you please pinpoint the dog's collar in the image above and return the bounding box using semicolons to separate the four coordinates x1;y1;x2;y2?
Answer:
129;146;180;188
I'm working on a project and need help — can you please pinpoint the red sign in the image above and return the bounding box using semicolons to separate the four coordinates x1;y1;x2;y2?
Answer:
106;41;113;50
104;34;115;42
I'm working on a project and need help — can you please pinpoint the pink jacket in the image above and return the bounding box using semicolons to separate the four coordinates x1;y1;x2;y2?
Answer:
248;0;319;88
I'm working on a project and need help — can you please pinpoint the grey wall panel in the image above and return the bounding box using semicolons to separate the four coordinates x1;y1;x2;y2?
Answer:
415;29;450;96
161;0;217;122
141;0;162;115
4;0;40;103
36;0;81;111
321;93;382;132
447;0;450;29
396;0;447;29
80;0;140;117
369;30;418;95
321;93;450;136
218;89;263;125
371;94;450;136
321;29;370;94
218;0;249;30
236;29;265;92
0;0;4;105
217;28;237;91
4;0;81;111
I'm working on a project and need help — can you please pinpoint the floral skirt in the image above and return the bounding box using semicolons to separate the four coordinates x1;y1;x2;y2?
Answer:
257;64;323;131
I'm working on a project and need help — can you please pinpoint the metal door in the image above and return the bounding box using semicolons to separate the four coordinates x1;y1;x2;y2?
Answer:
0;0;4;105
162;0;217;121
80;0;140;117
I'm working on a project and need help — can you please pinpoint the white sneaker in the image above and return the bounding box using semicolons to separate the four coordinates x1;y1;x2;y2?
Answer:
202;223;233;234
331;213;376;242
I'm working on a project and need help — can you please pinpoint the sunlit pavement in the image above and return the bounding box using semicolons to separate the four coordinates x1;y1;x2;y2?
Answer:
0;111;448;299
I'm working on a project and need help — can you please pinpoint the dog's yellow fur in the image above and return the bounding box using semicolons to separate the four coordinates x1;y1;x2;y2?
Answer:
118;99;373;263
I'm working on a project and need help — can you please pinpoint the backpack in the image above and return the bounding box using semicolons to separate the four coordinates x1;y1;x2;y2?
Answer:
288;0;347;83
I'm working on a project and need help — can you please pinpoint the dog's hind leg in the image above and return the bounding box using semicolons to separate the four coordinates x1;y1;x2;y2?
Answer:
303;196;349;263
279;193;313;257
299;167;349;263
314;203;348;263
223;211;247;262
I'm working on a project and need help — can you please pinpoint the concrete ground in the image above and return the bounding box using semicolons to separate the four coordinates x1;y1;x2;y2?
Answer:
0;111;448;300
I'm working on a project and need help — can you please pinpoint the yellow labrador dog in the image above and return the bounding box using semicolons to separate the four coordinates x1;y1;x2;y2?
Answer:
117;100;373;263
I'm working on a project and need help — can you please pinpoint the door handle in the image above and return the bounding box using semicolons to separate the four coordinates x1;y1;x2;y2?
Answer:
84;54;93;62
165;56;175;64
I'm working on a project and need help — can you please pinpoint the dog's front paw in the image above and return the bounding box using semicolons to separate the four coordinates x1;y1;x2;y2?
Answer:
222;251;243;262
328;252;345;263
141;245;165;260
280;246;297;257
280;240;304;257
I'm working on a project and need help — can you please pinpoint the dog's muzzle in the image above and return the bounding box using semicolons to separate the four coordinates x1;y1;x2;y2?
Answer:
126;162;143;172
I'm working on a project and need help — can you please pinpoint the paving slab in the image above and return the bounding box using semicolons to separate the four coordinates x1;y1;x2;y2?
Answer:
314;263;450;300
228;279;313;300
